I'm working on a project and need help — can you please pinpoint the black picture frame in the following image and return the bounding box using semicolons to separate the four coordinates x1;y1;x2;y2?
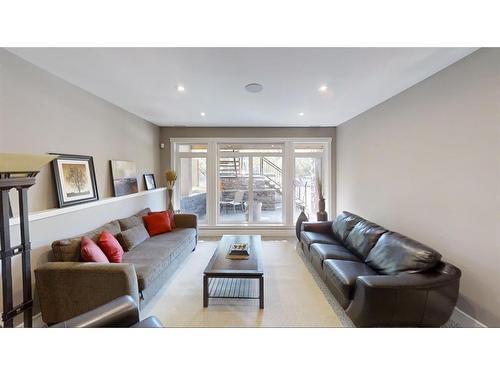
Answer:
51;153;99;208
143;173;156;190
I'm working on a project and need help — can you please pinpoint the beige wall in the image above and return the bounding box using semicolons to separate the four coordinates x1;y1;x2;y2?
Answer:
159;126;336;215
0;49;165;325
336;48;500;327
0;49;162;214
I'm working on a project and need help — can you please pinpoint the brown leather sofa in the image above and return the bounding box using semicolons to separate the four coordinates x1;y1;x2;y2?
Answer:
300;211;461;327
51;295;163;328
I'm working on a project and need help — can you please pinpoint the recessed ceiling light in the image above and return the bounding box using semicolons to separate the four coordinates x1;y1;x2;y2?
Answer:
245;83;263;93
318;85;328;92
298;112;305;116
176;85;185;92
200;112;206;117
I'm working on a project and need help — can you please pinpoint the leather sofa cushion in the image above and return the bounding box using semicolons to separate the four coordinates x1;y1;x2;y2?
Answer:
345;220;387;260
300;231;339;250
131;316;164;328
310;243;360;263
52;220;121;262
365;232;442;275
331;211;363;242
324;259;378;308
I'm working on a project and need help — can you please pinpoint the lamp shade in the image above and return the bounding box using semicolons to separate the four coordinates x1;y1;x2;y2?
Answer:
0;153;58;174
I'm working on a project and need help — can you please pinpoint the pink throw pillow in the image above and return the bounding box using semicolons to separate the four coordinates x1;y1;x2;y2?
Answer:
80;236;109;263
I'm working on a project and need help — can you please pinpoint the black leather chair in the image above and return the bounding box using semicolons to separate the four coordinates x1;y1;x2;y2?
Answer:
300;211;461;327
51;295;163;328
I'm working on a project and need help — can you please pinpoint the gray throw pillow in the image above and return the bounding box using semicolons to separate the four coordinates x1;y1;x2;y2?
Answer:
116;224;149;251
119;215;142;231
135;208;151;217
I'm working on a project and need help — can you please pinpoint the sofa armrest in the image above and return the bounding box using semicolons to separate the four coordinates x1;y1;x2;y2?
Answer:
357;270;461;289
301;221;333;234
35;262;139;325
51;295;140;328
174;213;198;230
346;267;461;327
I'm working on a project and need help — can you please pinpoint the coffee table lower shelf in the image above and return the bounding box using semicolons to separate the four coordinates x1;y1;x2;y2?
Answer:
203;275;264;309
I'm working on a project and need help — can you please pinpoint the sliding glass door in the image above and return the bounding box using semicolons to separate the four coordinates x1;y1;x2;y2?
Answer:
252;156;283;223
218;156;249;223
217;143;284;224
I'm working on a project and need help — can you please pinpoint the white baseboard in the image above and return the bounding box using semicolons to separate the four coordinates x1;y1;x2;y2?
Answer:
451;307;487;328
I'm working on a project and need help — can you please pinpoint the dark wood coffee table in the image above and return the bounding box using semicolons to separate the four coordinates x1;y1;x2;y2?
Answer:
203;235;264;309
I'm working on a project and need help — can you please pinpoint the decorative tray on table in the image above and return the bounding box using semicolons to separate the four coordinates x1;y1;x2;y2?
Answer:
226;242;250;259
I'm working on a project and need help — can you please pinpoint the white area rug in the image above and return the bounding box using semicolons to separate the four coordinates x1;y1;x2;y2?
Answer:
141;238;350;327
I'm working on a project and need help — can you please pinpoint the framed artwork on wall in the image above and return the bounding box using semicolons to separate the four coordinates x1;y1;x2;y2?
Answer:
51;153;99;208
143;173;156;190
110;160;138;197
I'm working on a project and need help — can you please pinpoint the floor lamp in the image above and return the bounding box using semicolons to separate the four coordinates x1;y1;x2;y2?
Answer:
0;153;57;328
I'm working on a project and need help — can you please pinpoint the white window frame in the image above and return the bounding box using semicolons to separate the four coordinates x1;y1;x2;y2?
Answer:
171;137;331;228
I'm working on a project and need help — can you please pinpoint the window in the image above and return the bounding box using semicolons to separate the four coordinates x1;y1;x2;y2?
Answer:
172;139;330;227
293;144;324;219
178;144;207;153
174;143;208;223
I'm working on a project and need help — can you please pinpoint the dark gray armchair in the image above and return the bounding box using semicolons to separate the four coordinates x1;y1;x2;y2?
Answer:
51;295;163;328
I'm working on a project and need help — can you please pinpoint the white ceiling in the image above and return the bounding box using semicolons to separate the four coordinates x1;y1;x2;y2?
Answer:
8;47;477;127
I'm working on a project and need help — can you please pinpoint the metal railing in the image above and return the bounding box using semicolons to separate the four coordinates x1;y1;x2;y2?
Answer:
261;157;282;191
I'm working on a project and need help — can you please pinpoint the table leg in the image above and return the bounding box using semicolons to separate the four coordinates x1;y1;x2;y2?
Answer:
259;276;264;309
203;274;209;307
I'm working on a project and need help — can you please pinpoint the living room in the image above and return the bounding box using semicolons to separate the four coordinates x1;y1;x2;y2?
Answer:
1;1;498;373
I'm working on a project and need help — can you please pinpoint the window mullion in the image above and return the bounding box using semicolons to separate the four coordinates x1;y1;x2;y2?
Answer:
207;141;217;226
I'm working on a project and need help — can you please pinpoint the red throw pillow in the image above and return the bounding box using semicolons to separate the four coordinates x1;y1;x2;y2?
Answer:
80;236;109;263
143;211;172;236
98;230;124;263
166;210;176;229
149;210;176;229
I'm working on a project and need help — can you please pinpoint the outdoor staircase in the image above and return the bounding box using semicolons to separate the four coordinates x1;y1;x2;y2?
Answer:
218;157;307;209
219;158;241;177
219;157;282;194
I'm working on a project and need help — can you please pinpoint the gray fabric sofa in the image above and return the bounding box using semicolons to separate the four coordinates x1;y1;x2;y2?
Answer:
35;208;197;325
